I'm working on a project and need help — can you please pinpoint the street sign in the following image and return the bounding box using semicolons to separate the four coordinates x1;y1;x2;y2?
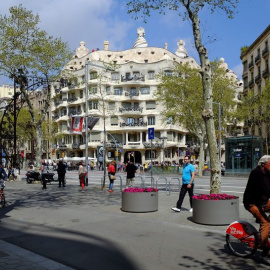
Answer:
148;127;155;140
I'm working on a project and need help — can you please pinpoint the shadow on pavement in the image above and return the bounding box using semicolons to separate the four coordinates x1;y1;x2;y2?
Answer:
178;232;270;270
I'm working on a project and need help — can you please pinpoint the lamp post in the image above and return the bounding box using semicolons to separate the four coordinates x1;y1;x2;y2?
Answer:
85;60;114;188
159;136;167;164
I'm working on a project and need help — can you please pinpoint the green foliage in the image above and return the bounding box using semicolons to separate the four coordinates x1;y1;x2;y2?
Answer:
240;46;249;56
0;5;72;79
127;0;239;21
155;61;237;135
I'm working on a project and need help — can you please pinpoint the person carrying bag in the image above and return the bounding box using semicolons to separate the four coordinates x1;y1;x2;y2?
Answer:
108;160;116;192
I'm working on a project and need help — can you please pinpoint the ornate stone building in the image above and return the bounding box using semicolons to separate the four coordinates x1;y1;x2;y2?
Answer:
51;27;240;165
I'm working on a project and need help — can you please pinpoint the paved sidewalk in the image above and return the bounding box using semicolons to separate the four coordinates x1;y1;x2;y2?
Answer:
0;239;74;270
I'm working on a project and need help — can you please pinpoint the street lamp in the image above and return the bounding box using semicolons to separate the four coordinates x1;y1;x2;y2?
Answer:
159;136;167;164
85;60;115;188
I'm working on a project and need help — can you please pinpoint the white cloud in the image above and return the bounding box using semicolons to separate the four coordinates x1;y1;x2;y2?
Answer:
0;0;134;52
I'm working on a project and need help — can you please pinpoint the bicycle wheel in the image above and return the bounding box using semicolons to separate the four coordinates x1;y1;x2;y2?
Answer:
226;233;258;258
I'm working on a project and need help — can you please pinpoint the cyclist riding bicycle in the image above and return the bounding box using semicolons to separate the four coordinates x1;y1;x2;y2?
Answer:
243;155;270;257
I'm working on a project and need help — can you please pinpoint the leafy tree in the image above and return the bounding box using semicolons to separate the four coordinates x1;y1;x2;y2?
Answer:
0;5;72;168
156;60;236;176
127;0;239;193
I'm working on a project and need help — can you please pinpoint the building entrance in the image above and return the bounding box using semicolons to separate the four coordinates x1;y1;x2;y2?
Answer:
124;151;142;164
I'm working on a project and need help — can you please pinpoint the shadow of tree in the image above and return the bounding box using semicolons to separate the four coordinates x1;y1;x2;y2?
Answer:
178;232;270;269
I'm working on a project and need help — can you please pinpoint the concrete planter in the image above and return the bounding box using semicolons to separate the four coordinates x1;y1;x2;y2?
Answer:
121;192;158;213
192;198;239;225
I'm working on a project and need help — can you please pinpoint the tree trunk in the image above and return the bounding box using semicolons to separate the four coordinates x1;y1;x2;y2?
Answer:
198;135;204;177
35;125;42;170
187;9;221;193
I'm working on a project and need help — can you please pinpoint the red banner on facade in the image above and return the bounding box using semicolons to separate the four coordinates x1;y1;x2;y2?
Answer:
71;116;84;134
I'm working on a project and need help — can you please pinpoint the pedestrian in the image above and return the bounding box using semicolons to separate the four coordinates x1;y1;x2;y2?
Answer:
125;159;137;188
41;161;47;189
0;162;8;181
7;166;16;180
78;162;86;191
243;155;270;257
108;160;116;192
171;155;195;213
57;160;66;187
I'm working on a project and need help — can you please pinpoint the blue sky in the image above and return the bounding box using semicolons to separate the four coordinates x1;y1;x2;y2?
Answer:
0;0;270;83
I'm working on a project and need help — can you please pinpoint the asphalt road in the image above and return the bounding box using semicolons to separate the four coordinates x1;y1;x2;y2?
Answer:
1;171;270;270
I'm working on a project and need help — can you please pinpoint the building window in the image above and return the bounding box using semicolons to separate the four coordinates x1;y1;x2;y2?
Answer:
90;132;101;142
106;86;111;95
141;87;150;95
145;150;156;159
127;117;135;125
148;71;155;79
146;101;156;110
89;101;98;110
148;116;155;125
164;70;173;77
90;72;97;80
243;61;248;72
167;131;174;141
111;72;120;81
130;87;137;95
166;117;173;124
114;87;123;95
90;85;97;94
111;117;118;126
108;102;115;110
80;90;83;98
133;72;140;79
125;72;131;80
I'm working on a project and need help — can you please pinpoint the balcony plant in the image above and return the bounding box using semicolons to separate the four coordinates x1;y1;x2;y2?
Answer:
121;187;158;213
192;193;239;225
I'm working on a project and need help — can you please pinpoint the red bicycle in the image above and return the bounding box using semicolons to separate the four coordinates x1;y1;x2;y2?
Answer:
226;220;270;258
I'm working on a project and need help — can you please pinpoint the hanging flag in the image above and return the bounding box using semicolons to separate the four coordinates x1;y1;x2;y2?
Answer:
71;116;84;134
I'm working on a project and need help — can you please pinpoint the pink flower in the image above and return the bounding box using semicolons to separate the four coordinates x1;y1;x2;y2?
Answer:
192;194;238;200
123;187;158;193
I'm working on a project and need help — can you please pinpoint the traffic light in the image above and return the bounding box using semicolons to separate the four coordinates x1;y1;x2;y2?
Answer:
115;150;119;157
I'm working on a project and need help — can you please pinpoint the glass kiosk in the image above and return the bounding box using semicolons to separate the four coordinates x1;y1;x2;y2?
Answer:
225;136;263;174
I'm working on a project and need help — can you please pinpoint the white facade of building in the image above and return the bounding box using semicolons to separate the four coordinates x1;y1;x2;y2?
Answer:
51;28;240;165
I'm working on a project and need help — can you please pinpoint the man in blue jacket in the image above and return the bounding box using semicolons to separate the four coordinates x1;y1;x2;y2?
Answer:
0;162;8;181
172;155;195;213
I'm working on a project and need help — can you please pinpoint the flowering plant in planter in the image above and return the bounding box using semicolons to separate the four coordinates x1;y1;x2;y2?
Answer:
193;194;239;200
123;187;158;193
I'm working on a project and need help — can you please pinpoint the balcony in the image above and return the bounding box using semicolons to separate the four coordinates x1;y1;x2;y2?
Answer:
119;107;143;113
67;97;78;103
255;73;261;84
143;142;163;148
72;143;80;149
125;92;140;98
248;78;254;88
248;60;254;70
255;54;261;65
52;114;59;120
120;121;147;127
262;67;269;78
121;74;145;82
262;47;269;58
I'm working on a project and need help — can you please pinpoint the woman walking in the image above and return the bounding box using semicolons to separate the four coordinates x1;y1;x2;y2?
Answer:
108;160;116;192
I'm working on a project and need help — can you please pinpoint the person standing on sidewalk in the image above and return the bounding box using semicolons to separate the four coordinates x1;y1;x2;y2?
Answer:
78;162;85;191
57;160;66;187
108;160;116;192
172;155;195;213
125;160;137;188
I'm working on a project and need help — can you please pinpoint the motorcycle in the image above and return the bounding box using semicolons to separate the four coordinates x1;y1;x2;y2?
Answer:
26;170;56;184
